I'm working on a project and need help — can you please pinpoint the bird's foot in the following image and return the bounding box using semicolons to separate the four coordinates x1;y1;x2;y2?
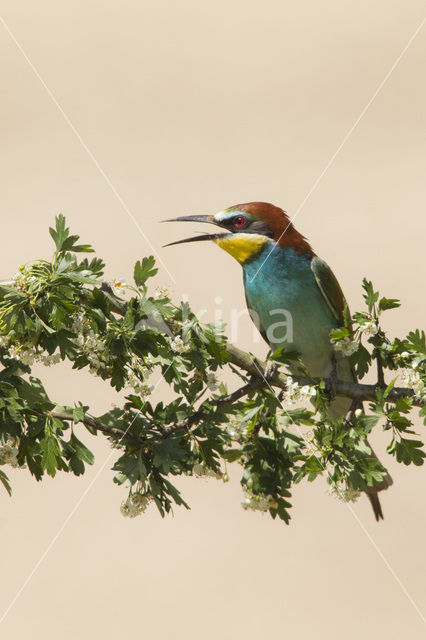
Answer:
343;398;361;427
263;360;279;384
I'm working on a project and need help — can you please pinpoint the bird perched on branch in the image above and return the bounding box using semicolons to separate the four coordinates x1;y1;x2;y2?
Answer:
164;202;392;520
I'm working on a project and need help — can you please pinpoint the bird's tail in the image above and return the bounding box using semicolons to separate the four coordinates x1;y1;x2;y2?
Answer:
362;438;393;521
328;396;393;521
367;492;384;521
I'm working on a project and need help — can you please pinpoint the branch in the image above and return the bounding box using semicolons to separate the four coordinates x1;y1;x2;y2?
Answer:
156;379;262;439
50;412;145;446
50;380;262;446
225;343;423;407
85;283;423;409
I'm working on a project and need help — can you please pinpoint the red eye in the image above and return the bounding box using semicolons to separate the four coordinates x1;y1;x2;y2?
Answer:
234;216;247;227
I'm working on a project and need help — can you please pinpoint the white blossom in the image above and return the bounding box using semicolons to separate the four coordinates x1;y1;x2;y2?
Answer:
7;342;62;368
0;443;20;468
206;372;219;391
10;346;35;366
226;419;248;440
361;320;378;336
170;336;191;353
193;463;223;480
113;278;127;290
329;482;361;503
154;287;169;299
402;368;425;400
41;353;61;367
302;432;319;458
241;490;278;512
71;312;89;334
300;385;317;399
124;357;153;396
127;376;153;397
331;336;359;356
70;315;113;374
283;377;316;405
0;335;10;348
120;492;152;518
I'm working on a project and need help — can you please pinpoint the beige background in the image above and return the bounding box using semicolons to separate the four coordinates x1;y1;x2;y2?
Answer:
0;2;425;638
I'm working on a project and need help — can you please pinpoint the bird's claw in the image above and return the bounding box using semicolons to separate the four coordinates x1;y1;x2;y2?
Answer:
343;398;361;427
264;361;279;383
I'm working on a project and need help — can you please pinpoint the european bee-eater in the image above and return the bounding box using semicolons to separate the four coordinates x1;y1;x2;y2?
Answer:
165;202;392;520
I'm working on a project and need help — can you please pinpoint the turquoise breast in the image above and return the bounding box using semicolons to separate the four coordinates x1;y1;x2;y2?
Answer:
242;244;341;378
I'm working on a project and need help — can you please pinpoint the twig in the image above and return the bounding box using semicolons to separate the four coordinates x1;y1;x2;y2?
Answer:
88;283;422;406
49;380;263;445
50;412;144;445
225;343;422;407
156;379;262;439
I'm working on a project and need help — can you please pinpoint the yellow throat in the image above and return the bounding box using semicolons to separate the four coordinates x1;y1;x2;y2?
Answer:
214;234;268;264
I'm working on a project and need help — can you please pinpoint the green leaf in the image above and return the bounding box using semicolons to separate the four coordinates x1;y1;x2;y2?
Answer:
49;214;69;252
329;327;350;341
17;377;55;409
352;342;371;378
0;469;12;496
49;215;94;254
222;448;243;462
407;330;426;355
360;458;389;487
40;435;62;477
113;451;147;484
70;433;94;465
278;408;315;426
383;378;397;399
134;256;158;287
378;297;400;312
72;406;86;423
356;413;381;432
162;478;190;509
362;278;379;313
394;395;413;414
152;437;186;474
387;438;425;466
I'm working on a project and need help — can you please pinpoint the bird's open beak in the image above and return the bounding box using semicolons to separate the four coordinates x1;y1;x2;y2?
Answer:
162;214;226;247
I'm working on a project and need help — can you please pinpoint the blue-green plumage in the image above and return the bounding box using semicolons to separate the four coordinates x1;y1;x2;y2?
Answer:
243;243;352;385
165;201;393;519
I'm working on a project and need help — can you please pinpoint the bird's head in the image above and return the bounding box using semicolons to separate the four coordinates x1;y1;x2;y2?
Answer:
164;202;313;264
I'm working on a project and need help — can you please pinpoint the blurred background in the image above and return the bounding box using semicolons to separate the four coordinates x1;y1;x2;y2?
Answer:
0;1;425;638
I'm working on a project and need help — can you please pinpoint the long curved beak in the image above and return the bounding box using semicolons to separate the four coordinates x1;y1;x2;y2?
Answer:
162;215;216;225
162;214;226;247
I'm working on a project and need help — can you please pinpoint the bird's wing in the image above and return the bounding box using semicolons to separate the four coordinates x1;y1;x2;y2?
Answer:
245;294;268;344
310;256;351;327
311;257;392;515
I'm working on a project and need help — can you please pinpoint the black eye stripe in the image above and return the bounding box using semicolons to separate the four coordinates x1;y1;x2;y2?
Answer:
219;215;273;238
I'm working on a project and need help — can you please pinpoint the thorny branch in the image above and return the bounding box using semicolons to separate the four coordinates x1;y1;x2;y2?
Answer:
50;283;423;447
96;282;422;405
50;344;421;448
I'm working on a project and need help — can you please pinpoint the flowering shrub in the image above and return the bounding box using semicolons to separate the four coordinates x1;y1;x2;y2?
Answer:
0;216;424;522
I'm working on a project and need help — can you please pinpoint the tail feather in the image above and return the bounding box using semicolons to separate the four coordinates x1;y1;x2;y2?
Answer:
290;359;393;522
367;492;384;521
327;396;393;522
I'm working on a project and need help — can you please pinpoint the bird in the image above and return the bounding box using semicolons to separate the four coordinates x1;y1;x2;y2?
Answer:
164;202;392;520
